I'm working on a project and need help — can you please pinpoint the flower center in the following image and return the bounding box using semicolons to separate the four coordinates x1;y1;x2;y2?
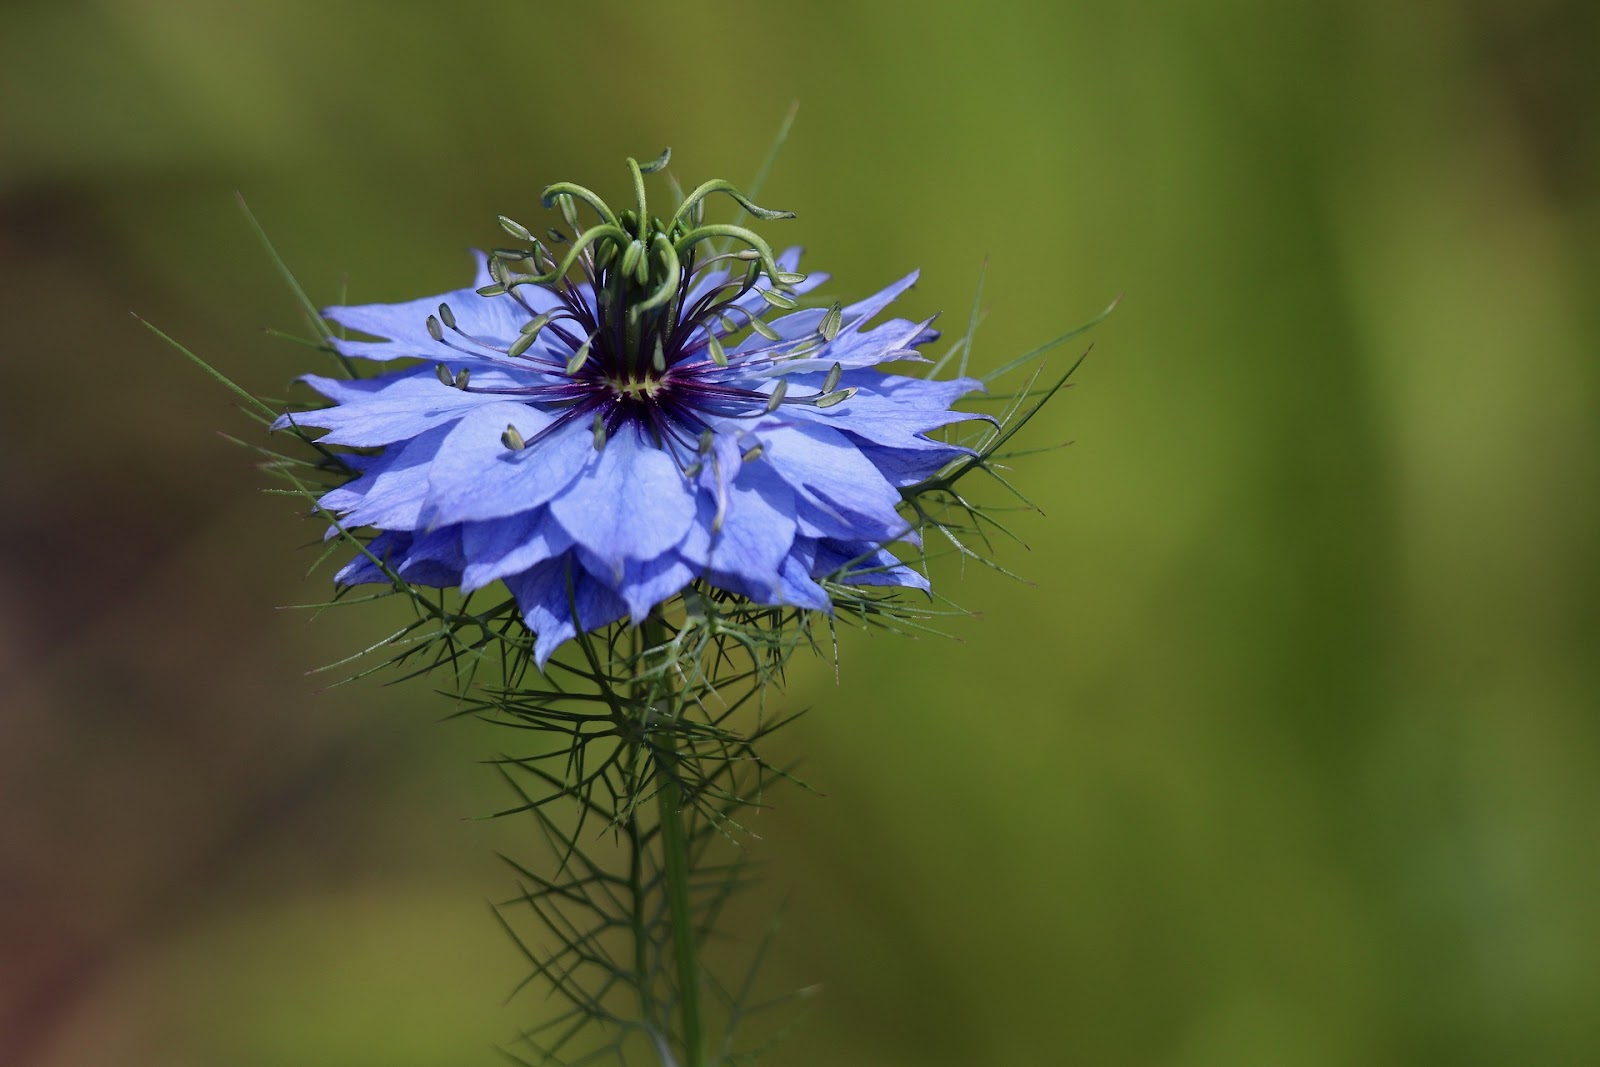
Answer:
423;150;860;458
609;374;666;403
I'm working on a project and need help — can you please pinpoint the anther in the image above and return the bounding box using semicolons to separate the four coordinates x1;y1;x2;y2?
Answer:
501;424;526;451
708;334;728;367
438;303;457;330
765;380;788;412
453;368;470;390
508;330;538;358
435;363;452;386
557;194;580;233
498;216;533;241
819;303;843;341
426;315;444;342
591;411;608;451
822;361;843;394
566;339;593;376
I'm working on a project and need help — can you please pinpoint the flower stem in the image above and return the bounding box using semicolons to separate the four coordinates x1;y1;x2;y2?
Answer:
656;742;704;1067
642;615;705;1067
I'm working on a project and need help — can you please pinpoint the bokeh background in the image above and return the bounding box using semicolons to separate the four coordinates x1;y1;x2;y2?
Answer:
5;1;1599;1064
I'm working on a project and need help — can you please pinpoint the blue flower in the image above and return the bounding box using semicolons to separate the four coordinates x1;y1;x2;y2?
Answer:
276;162;984;664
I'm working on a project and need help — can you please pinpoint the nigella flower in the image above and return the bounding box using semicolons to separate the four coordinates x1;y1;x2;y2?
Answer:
276;152;984;664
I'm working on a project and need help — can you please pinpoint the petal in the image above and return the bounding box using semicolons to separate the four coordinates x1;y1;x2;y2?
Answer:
334;531;409;585
393;526;466;586
839;270;920;332
275;371;512;447
577;551;697;623
505;556;629;666
422;404;593;525
459;508;574;593
776;372;988;449
745;315;940;377
332;526;464;588
777;552;832;611
549;424;697;580
322;252;567;366
753;421;910;543
677;463;796;600
317;424;451;530
813;540;930;592
853;442;974;487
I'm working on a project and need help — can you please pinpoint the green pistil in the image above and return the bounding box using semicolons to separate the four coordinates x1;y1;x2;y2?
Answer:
491;149;801;374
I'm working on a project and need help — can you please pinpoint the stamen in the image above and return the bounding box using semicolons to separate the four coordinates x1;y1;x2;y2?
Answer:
822;362;843;393
819;303;843;341
765;380;788;413
498;215;533;241
566;338;594;376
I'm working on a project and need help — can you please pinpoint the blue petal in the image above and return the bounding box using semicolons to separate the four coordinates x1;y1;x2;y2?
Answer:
393;526;466;586
839;270;920;331
422;404;593;525
549;424;697;580
748;315;939;377
753;421;910;543
322;252;568;366
778;372;987;448
317;424;450;531
459;508;574;593
505;556;629;666
777;552;832;611
333;526;464;588
578;551;698;622
677;463;797;601
813;540;930;592
334;531;409;585
852;442;973;487
276;371;512;447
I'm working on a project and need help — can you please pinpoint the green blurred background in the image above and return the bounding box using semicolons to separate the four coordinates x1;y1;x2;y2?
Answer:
4;1;1598;1064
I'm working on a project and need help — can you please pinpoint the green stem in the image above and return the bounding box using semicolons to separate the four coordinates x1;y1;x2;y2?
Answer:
642;616;705;1067
657;746;704;1067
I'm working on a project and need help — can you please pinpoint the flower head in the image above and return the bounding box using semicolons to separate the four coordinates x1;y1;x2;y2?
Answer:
276;153;984;663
